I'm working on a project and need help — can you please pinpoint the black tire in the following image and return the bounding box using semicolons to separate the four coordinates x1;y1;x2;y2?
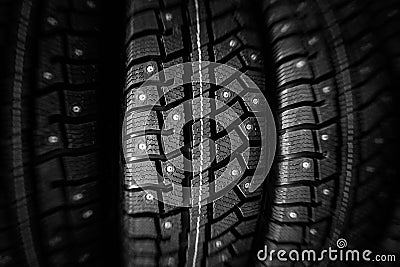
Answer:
122;0;400;267
0;0;121;266
122;0;273;266
260;0;400;266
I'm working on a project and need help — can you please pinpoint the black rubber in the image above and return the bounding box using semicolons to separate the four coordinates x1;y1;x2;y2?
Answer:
122;0;273;266
258;0;400;266
122;0;400;267
0;0;122;266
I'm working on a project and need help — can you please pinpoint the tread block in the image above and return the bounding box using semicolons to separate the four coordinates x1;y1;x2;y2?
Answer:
162;27;184;56
126;61;159;89
278;84;314;108
126;35;160;64
276;58;313;87
273;37;305;62
235;219;257;236
213;36;241;62
274;185;312;204
63;152;99;181
125;161;159;189
124;190;159;214
160;214;181;253
124;216;157;238
266;223;302;243
280;129;315;155
212;15;239;41
280;106;315;129
128;0;159;14
65;122;96;148
313;180;335;221
277;158;315;185
126;10;159;39
239;200;260;218
211;213;238;238
213;191;240;219
67;64;98;84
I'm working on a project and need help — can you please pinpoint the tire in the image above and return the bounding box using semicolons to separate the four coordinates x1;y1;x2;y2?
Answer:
260;0;400;266
122;0;273;266
123;0;400;267
0;0;120;266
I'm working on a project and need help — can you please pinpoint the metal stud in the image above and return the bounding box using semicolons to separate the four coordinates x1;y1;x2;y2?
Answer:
231;169;239;176
252;98;259;105
146;64;155;73
43;71;53;80
360;67;371;75
0;255;12;264
322;188;330;196
308;36;318;46
138;143;146;150
310;228;318;235
229;39;237;48
302;161;311;169
172;114;181;121
296;60;306;68
165;13;173;21
74;48;83;57
222;91;231;98
244;182;250;189
215;240;222;248
79;253;90;263
321;134;329;141
166;165;175;173
250;53;258;61
322;86;331;94
145;193;154;201
166;257;175;266
72;105;82;113
72;193;83;201
86;0;96;9
82;210;93;219
48;135;59;144
164;221;172;229
366;166;375;173
288;211;298;219
49;235;62;247
280;24;290;33
245;123;252;131
47;16;58;26
138;93;147;101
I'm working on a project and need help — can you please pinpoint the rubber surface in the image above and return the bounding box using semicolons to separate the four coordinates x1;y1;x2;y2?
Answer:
123;0;400;267
122;0;274;266
259;0;400;266
0;0;121;266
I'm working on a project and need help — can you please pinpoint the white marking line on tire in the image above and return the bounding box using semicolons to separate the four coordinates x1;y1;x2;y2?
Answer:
192;0;204;265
